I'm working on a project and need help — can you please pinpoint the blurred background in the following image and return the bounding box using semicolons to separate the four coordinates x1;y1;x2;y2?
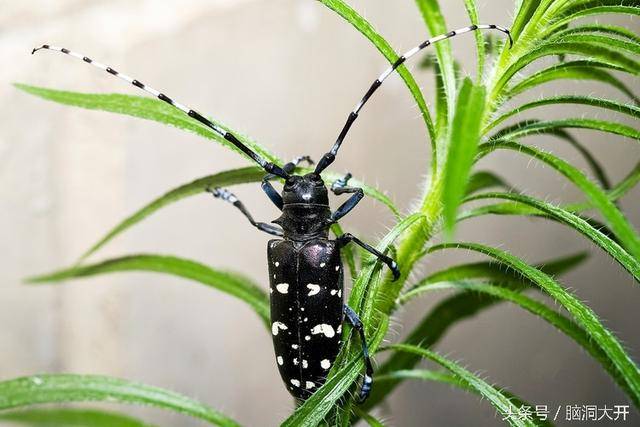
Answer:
1;1;638;425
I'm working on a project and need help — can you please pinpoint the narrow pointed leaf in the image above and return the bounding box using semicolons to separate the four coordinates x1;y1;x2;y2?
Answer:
464;0;486;79
399;281;635;403
388;345;536;427
0;408;155;427
553;24;640;45
442;79;486;232
366;252;586;410
78;167;397;262
496;43;640;96
462;192;640;282
415;0;456;118
14;84;278;164
429;243;640;404
0;374;241;427
28;254;270;327
479;140;640;259
318;0;437;152
506;61;638;103
465;171;511;195
491;118;640;143
487;96;640;133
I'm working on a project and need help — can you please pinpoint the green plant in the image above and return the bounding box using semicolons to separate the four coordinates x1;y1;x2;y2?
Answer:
3;0;639;425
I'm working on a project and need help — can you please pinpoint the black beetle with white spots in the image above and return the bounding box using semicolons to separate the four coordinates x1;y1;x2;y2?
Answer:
32;23;511;403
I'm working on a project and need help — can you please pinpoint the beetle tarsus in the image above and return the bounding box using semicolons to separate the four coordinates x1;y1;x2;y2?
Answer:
344;304;374;403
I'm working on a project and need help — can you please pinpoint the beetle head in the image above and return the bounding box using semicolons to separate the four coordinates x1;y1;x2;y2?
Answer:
281;173;329;206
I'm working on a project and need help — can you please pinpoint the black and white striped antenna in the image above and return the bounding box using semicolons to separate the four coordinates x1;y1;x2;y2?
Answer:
31;44;290;179
314;23;512;174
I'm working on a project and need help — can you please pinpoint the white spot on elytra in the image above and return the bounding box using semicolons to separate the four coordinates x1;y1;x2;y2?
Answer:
302;360;308;368
338;290;342;297
307;283;320;296
337;325;342;333
275;261;280;267
304;317;308;322
335;265;340;271
301;307;305;311
305;335;311;341
330;289;337;295
271;322;288;336
311;324;335;338
320;262;326;267
290;379;301;387
292;344;299;349
321;359;331;369
276;283;289;294
305;381;315;389
277;356;283;366
293;358;299;365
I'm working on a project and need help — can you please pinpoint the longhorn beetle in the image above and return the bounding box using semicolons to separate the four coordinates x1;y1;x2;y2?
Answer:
32;23;511;403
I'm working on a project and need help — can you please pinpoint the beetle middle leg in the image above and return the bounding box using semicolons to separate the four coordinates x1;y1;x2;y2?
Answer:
261;155;315;210
337;233;400;280
343;304;373;403
206;187;283;236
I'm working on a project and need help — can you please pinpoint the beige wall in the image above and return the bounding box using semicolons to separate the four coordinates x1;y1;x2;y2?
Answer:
1;1;638;425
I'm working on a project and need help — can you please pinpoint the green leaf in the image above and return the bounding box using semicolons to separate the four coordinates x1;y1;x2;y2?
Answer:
80;167;262;261
442;79;486;232
414;0;456;120
375;368;554;426
352;214;424;327
28;254;270;327
366;252;587;410
548;6;640;33
13;84;278;164
491;118;640;145
0;374;241;427
353;408;385;427
0;408;155;427
553;24;640;45
463;0;486;79
479;140;640;259
487;96;640;133
548;33;640;57
398;280;636;404
318;0;437;163
506;61;639;103
429;243;640;405
508;0;546;43
465;171;511;195
387;345;536;427
495;43;640;97
78;166;398;262
461;192;640;282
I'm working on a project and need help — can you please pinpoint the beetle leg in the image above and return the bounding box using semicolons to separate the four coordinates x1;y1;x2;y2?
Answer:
343;304;373;403
337;233;400;280
206;187;283;236
261;155;315;210
330;172;352;193
331;186;364;223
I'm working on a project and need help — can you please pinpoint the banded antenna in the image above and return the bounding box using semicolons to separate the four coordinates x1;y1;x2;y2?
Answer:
314;24;513;174
31;45;290;179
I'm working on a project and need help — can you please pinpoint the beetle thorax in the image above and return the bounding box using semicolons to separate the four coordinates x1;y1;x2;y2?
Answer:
272;173;331;240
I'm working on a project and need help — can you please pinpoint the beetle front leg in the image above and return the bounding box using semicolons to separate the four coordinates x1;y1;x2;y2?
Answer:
343;304;373;403
337;233;400;280
206;187;283;236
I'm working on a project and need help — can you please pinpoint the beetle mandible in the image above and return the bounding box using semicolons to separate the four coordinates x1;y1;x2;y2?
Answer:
32;23;511;402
